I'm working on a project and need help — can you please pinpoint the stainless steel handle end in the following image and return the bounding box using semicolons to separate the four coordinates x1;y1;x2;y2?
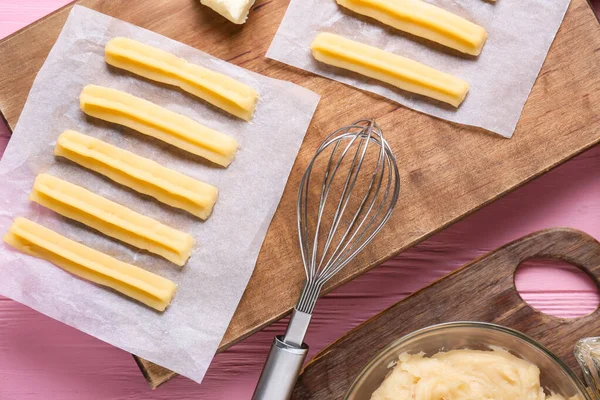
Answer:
252;335;309;400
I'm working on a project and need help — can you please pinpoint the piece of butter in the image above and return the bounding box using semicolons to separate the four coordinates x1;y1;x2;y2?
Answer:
80;85;238;167
200;0;256;24
55;130;219;220
30;174;195;266
310;33;469;107
336;0;487;56
4;217;177;311
105;37;258;121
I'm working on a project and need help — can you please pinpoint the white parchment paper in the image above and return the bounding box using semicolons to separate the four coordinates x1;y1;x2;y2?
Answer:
267;0;571;138
0;5;319;383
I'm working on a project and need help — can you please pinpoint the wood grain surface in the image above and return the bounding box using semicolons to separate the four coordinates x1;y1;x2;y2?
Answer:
1;0;600;389
294;227;600;399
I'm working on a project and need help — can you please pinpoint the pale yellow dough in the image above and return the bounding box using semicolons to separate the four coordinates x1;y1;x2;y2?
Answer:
311;33;469;107
55;130;218;219
3;218;177;311
200;0;256;25
337;0;488;56
80;85;238;167
30;174;195;266
371;350;566;400
105;37;258;120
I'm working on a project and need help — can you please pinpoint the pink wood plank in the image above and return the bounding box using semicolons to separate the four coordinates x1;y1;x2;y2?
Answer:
0;0;73;38
0;1;599;398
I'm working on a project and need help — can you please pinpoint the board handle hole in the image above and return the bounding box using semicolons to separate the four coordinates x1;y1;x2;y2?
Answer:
515;258;600;318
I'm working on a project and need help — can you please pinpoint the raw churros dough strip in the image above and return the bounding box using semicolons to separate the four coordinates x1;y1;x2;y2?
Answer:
105;37;259;120
30;173;195;266
55;130;218;219
336;0;488;56
3;218;177;311
80;85;238;167
310;33;469;107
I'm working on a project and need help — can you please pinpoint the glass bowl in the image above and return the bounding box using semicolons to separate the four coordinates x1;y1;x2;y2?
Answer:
345;321;592;400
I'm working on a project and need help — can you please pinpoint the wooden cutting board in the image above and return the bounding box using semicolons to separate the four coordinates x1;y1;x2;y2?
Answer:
1;0;600;388
293;227;600;399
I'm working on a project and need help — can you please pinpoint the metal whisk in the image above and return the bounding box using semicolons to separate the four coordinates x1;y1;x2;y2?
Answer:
253;119;400;400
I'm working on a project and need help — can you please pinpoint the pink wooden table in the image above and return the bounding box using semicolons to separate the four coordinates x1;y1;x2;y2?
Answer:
1;2;600;398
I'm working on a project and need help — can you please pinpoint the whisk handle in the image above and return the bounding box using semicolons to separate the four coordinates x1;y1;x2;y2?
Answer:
252;335;309;400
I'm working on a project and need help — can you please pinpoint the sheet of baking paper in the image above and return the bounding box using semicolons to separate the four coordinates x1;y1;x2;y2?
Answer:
267;0;571;138
0;5;319;383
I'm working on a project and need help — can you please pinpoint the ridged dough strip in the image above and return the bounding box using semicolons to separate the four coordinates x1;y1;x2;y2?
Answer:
336;0;488;56
30;173;195;266
4;217;177;311
310;33;469;107
80;85;238;167
105;37;258;120
55;130;218;219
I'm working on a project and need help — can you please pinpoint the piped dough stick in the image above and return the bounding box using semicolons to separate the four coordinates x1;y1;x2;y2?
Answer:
4;217;177;311
105;37;258;120
310;33;469;107
80;85;238;167
55;130;218;220
336;0;488;56
30;174;195;266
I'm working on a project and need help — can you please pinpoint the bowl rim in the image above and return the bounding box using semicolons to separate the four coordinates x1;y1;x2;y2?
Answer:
344;321;591;399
